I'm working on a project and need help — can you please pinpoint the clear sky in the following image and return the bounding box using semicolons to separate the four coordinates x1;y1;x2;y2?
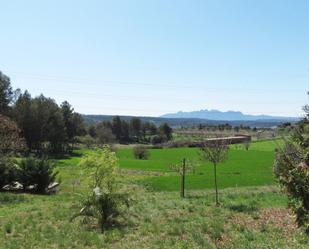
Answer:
1;0;308;117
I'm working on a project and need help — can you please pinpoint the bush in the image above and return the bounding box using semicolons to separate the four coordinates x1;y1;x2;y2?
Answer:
133;146;150;160
274;143;309;233
0;158;17;189
17;157;58;194
274;104;309;233
72;146;131;232
72;189;130;232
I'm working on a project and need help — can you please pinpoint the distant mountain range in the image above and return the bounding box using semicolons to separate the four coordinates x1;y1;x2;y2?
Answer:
161;109;298;122
82;113;298;128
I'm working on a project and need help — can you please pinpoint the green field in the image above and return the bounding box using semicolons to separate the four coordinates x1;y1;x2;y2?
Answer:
115;139;283;191
56;139;282;192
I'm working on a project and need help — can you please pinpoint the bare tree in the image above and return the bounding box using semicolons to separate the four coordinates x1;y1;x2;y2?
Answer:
199;139;229;206
170;158;196;198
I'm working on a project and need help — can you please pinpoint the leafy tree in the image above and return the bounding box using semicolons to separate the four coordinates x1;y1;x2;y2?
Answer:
274;100;309;233
151;135;164;145
72;146;130;232
200;139;229;206
61;101;74;139
44;108;67;153
130;117;142;142
110;117;130;143
80;146;118;190
88;125;97;138
71;113;86;136
0;71;13;115
2;72;85;154
111;116;122;141
141;122;157;142
120;120;130;143
76;135;96;148
148;122;157;135
159;123;173;141
12;91;34;149
95;123;115;145
141;122;148;141
13;94;67;154
61;101;85;147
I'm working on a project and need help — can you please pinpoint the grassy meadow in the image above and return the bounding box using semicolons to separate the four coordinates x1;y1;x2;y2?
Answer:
58;139;283;192
1;139;308;248
118;139;284;191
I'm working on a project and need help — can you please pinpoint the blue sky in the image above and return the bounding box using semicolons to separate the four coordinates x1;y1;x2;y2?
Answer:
0;0;308;117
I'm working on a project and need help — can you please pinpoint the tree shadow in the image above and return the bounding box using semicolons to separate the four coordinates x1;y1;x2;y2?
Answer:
50;151;83;160
225;202;260;214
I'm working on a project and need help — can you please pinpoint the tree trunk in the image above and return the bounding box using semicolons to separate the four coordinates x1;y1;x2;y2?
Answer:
214;163;219;206
181;158;185;198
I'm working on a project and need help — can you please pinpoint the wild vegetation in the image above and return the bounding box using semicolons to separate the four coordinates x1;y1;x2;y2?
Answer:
274;101;309;234
0;71;308;248
71;146;131;232
1;178;308;248
86;116;173;145
133;145;150;160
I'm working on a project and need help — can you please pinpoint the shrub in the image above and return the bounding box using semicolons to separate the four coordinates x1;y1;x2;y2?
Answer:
274;103;309;233
133;146;150;160
274;142;309;233
17;157;58;194
0;158;17;189
72;189;130;232
72;145;131;232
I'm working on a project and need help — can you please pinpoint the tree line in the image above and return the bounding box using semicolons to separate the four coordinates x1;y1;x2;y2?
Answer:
85;116;173;145
1;71;86;154
0;71;173;155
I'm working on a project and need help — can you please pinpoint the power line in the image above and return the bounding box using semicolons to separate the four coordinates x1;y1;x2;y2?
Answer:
8;71;307;93
18;85;305;106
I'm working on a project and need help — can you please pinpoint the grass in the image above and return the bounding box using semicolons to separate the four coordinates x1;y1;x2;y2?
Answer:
1;139;306;248
54;140;282;191
0;186;307;248
116;139;282;191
